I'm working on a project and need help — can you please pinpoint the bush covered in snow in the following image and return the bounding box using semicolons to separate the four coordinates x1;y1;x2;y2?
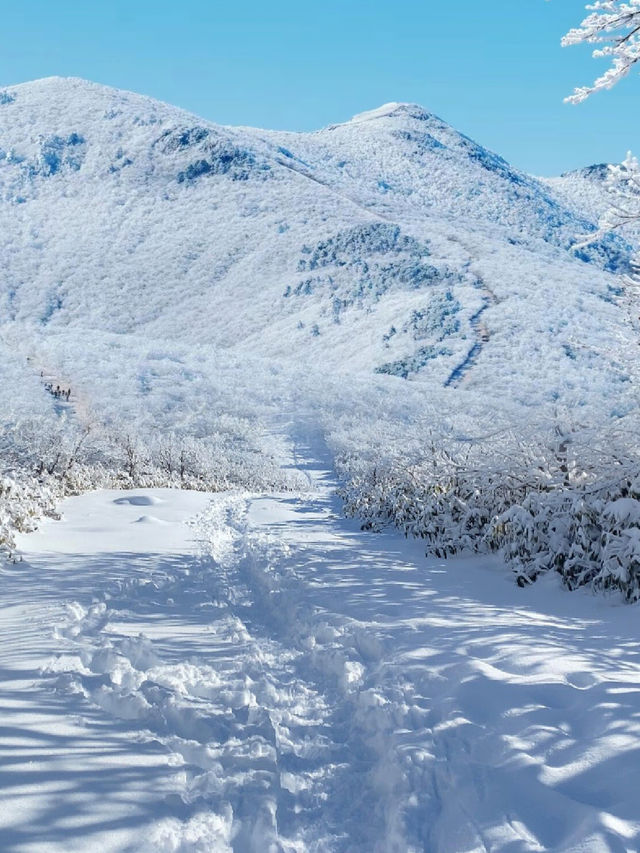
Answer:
335;415;640;601
0;416;300;560
0;474;60;554
492;481;640;600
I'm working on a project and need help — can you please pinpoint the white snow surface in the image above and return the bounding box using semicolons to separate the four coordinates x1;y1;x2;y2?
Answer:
3;428;640;852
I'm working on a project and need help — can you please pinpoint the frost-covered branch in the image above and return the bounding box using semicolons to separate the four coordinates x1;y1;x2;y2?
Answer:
601;151;640;233
563;1;640;102
561;5;640;245
569;152;640;263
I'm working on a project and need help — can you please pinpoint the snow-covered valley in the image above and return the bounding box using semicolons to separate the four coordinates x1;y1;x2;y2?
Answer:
3;427;640;852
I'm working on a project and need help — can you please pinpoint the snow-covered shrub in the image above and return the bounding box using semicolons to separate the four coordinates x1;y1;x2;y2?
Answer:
338;452;518;558
334;406;640;601
0;474;61;554
157;125;270;183
0;372;303;557
490;477;640;601
288;224;466;316
375;345;453;378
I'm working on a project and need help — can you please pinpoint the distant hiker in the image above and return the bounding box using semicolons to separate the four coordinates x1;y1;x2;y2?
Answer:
66;389;71;401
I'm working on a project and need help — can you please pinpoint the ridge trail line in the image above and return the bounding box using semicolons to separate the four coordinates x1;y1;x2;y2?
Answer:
443;245;500;388
273;156;398;226
2;423;640;851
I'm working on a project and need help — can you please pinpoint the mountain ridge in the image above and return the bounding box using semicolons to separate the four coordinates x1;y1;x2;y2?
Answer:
0;76;635;413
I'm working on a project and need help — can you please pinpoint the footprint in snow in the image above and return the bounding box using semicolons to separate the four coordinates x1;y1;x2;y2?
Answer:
565;671;598;689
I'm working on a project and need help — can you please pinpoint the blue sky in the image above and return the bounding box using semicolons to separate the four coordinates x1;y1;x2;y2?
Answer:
1;0;638;175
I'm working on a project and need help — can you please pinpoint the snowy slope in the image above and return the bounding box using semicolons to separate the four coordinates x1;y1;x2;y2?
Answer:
544;163;640;248
4;429;640;852
544;164;612;225
0;77;636;409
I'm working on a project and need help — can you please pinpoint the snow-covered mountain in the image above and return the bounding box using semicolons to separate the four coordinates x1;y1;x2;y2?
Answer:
0;76;635;409
5;79;640;853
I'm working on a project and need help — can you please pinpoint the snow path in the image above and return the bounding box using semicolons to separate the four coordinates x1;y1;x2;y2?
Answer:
444;258;499;389
444;296;491;388
3;432;640;851
31;361;92;425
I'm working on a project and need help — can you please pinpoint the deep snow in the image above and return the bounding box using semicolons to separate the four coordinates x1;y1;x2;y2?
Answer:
3;428;640;852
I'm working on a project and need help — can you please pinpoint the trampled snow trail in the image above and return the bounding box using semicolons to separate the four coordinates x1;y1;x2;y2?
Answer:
3;430;640;852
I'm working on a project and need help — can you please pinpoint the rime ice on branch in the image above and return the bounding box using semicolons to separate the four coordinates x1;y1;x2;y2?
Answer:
562;1;640;103
601;151;640;234
562;3;640;242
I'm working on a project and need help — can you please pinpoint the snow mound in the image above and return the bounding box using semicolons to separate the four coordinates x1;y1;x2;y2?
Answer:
133;514;169;524
114;495;164;506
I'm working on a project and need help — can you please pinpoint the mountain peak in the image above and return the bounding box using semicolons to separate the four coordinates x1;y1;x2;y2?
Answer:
5;76;182;115
0;76;633;413
352;102;430;120
329;102;434;130
11;75;112;95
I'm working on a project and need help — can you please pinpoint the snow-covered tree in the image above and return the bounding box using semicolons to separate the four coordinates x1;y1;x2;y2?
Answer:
563;1;640;103
601;151;640;235
563;4;640;259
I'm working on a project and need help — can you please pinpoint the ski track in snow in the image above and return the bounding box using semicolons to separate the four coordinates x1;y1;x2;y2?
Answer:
3;428;640;852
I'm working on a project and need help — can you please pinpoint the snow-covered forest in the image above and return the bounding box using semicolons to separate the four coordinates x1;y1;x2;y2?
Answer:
3;1;640;848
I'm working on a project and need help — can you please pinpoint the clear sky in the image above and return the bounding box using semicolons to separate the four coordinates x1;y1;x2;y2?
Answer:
1;0;638;175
